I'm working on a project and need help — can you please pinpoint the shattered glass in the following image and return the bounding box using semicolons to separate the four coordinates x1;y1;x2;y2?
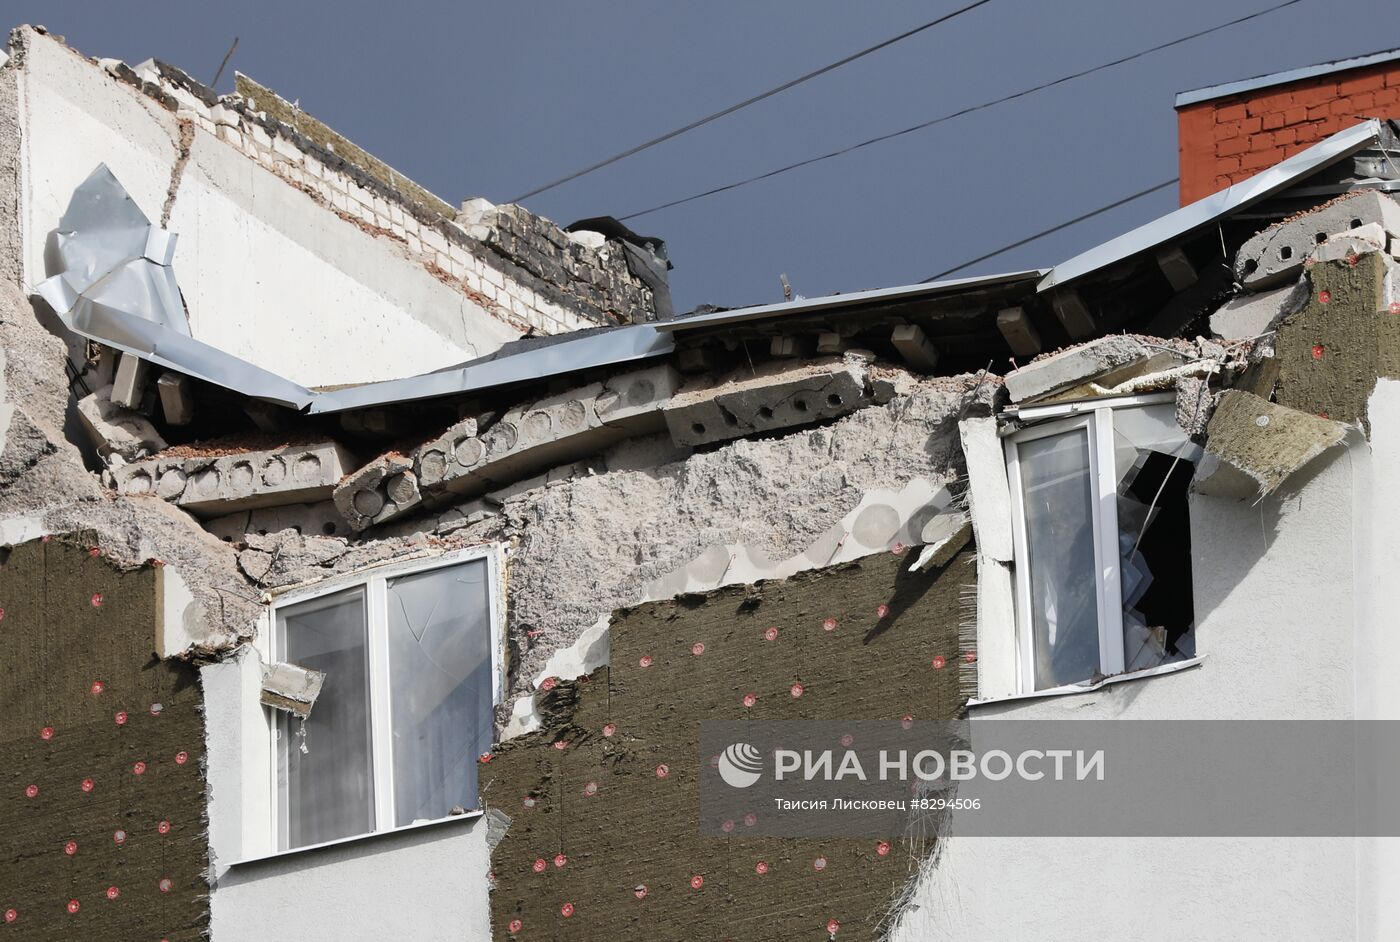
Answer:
386;559;494;827
276;587;374;850
1113;404;1199;672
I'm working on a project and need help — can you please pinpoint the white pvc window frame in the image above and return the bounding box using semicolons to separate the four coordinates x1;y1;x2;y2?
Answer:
260;545;506;851
1003;393;1174;693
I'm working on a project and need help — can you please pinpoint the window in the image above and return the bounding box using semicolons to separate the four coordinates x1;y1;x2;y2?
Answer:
267;550;501;851
1005;396;1200;692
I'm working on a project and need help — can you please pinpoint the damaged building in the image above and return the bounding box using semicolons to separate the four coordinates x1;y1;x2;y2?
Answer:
1;23;1399;941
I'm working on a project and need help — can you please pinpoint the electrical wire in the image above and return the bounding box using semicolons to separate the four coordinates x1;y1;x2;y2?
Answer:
506;0;995;202
616;0;1303;221
921;177;1178;282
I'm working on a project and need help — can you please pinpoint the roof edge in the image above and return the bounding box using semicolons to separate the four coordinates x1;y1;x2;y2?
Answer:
1175;47;1400;108
1038;120;1383;293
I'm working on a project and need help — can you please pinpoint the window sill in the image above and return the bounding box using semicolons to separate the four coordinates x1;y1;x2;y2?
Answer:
225;809;483;869
967;656;1205;709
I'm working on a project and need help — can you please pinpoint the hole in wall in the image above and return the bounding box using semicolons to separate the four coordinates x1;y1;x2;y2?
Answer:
1243;258;1258;274
758;406;774;420
1350;218;1363;229
691;422;706;435
1315;232;1328;244
1279;245;1292;260
827;394;842;407
322;522;337;536
794;399;809;413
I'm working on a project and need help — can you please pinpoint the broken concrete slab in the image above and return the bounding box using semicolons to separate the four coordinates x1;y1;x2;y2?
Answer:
260;660;326;719
332;452;420;532
202;499;349;541
1210;278;1309;340
1003;336;1150;402
958;417;1012;563
351;366;679;531
1309;223;1388;265
1193;390;1348;500
114;439;357;517
663;356;890;447
1236;191;1400;290
76;384;167;461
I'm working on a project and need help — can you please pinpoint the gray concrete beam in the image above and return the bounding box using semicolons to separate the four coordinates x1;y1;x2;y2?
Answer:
1003;336;1150;403
114;439;356;517
890;324;939;372
995;306;1042;358
1235;191;1400;290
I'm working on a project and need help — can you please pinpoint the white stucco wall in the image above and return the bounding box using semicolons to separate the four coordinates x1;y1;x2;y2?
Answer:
14;30;521;388
892;438;1379;941
201;650;493;941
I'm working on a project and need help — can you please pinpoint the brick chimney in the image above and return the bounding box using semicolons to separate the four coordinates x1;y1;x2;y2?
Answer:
1176;49;1400;205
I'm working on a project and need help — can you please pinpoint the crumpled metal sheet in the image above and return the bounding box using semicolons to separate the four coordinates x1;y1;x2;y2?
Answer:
37;164;189;335
32;166;674;413
34;166;317;409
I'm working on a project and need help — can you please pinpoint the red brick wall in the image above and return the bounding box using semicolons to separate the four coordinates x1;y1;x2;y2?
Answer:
1177;61;1400;205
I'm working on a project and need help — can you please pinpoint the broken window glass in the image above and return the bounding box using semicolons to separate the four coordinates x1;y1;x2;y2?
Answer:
386;559;494;827
276;586;374;850
1008;401;1202;694
1113;405;1199;672
1016;428;1101;689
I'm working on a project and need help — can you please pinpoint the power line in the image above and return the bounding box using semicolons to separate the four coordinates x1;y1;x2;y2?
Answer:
921;177;1178;282
617;0;1303;222
506;0;995;203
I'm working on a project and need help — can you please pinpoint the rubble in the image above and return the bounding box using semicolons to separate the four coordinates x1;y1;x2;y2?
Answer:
332;452;420;531
115;439;357;517
76;384;167;460
1003;335;1151;402
1210;278;1309;339
663;357;891;446
260;660;326;719
1235;191;1400;289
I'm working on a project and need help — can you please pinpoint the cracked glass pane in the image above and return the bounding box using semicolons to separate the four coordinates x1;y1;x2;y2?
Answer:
387;559;493;827
1018;429;1100;689
276;586;373;850
1114;405;1198;672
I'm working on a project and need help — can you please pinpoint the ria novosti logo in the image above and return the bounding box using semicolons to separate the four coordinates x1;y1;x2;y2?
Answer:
718;742;764;788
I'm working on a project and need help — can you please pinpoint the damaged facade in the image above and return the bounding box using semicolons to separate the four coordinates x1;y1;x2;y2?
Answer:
1;23;1399;941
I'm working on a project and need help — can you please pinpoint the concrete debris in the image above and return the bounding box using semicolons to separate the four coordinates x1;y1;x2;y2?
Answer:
1088;358;1221;397
111;352;150;409
1309;223;1388;264
1235;191;1400;290
1210;278;1309;340
1193;390;1348;500
114;439;357;518
260;660;326;719
332;452;419;531
663;357;891;447
1004;336;1150;402
1174;375;1217;437
156;372;194;426
76;384;167;461
203;500;349;541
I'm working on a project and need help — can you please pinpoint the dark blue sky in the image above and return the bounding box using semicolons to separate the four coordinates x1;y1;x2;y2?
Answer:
6;1;1392;311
